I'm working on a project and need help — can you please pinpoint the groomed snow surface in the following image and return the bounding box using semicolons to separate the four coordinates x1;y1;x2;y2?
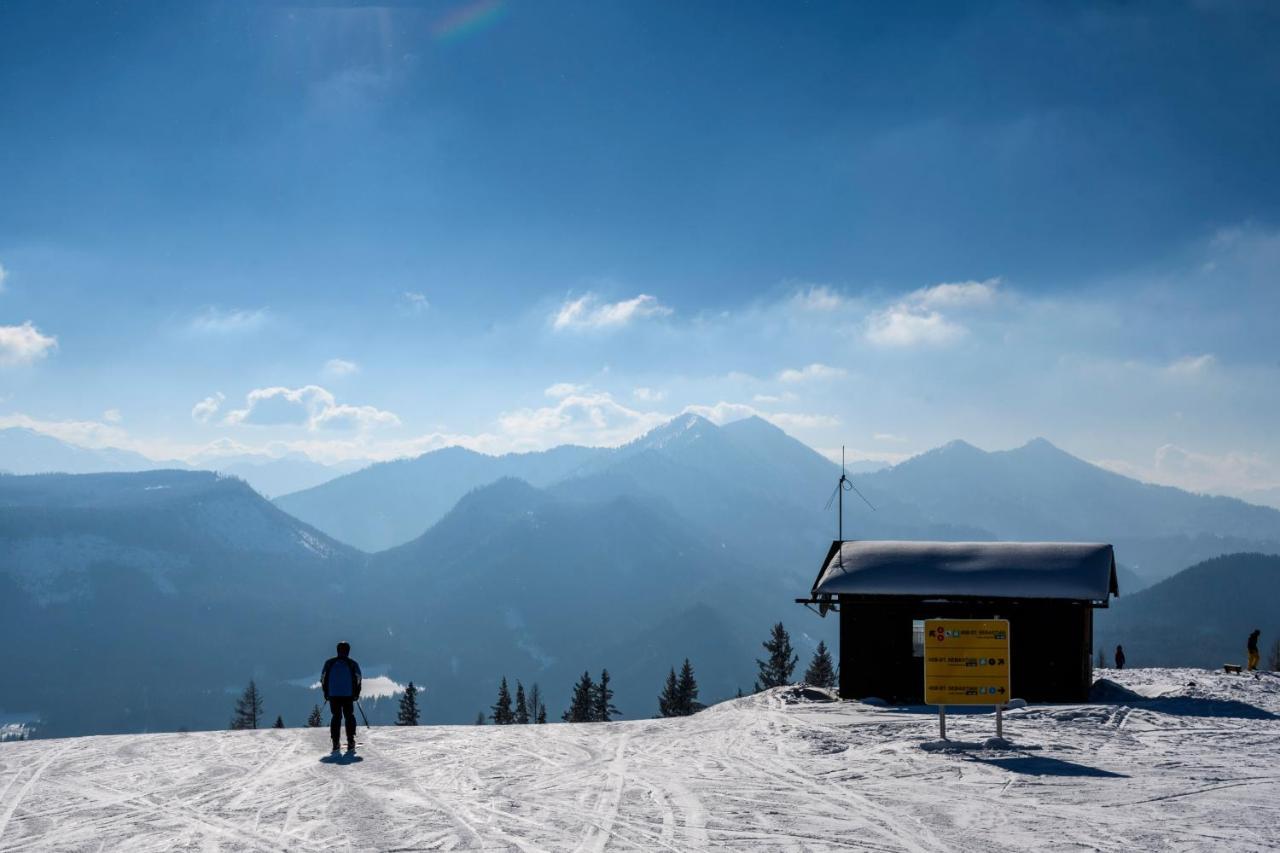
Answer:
2;668;1279;851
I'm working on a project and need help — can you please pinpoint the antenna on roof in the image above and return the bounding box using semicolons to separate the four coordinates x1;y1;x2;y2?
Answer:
824;445;875;541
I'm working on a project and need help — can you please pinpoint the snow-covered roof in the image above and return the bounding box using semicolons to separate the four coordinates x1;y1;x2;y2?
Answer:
811;540;1117;602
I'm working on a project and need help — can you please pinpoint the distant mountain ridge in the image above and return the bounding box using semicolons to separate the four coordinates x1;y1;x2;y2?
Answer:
1096;552;1280;667
0;427;357;498
7;417;1280;736
856;437;1280;580
275;420;1280;585
0;470;365;736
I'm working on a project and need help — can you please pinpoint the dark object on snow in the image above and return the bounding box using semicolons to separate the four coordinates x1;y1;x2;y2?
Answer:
1114;645;1126;670
1247;630;1261;671
800;540;1119;704
322;641;362;750
1225;664;1243;674
1088;678;1143;703
273;715;284;729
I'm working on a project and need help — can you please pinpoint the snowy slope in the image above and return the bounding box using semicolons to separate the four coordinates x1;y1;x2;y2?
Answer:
2;669;1279;851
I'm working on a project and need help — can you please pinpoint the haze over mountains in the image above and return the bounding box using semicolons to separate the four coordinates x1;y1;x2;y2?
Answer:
0;427;358;497
4;415;1280;736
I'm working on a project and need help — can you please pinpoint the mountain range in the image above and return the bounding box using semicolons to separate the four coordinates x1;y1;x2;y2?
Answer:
0;427;359;497
5;415;1280;736
1095;552;1280;668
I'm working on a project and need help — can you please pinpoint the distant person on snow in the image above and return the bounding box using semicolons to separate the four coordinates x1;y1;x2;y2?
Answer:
321;641;362;752
1114;645;1126;670
1247;629;1261;671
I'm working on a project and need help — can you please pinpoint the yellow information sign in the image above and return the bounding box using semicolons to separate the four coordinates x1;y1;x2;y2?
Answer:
923;619;1010;706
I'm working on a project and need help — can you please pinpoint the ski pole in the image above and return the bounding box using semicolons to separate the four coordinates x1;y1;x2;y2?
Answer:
356;700;370;729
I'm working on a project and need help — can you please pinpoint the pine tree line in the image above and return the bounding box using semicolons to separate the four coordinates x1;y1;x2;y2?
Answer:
232;624;831;734
657;658;700;717
562;669;619;722
486;677;548;724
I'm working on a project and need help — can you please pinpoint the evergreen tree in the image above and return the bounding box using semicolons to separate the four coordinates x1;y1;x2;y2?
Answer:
306;705;322;727
491;677;514;724
514;681;529;724
562;671;595;722
230;680;263;730
736;687;744;699
1268;637;1280;671
804;640;837;689
675;658;699;715
397;682;421;726
657;667;679;717
755;622;798;691
273;715;285;729
592;669;620;722
475;711;486;725
529;683;543;725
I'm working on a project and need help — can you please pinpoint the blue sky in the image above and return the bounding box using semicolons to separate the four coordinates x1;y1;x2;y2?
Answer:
1;1;1278;501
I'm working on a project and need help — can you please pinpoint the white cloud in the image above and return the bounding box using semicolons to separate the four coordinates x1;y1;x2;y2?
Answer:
769;412;840;430
1165;354;1215;378
0;413;133;452
778;363;847;383
1096;443;1279;500
682;401;838;431
873;432;908;443
682;401;758;425
102;409;123;424
224;385;400;432
632;387;666;402
187;307;269;335
0;321;58;366
545;382;586;398
552;293;672;331
866;307;966;347
790;285;844;311
498;392;669;449
908;277;1001;308
191;393;225;424
323;358;359;378
861;276;1001;348
401;291;430;314
313;403;401;431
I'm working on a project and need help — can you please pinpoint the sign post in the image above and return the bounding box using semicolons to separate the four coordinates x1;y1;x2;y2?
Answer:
923;619;1011;740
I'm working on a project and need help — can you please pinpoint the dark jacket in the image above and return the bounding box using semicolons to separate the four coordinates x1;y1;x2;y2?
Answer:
1248;631;1260;652
322;656;362;700
1114;646;1126;669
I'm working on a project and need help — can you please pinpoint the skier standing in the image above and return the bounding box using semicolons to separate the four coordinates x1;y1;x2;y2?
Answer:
1114;645;1126;670
321;641;362;753
1246;629;1261;672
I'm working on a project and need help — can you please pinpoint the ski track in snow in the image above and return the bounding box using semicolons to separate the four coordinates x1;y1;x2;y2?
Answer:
2;668;1280;851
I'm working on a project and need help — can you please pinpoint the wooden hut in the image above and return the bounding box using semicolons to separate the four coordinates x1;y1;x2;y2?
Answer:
799;541;1118;703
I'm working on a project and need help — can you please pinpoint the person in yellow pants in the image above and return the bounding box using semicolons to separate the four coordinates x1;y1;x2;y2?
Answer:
1247;629;1261;671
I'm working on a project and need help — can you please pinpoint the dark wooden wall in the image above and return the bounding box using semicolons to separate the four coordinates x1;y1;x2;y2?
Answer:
837;596;1095;703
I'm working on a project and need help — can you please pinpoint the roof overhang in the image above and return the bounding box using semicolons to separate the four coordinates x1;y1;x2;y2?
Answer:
809;540;1118;605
